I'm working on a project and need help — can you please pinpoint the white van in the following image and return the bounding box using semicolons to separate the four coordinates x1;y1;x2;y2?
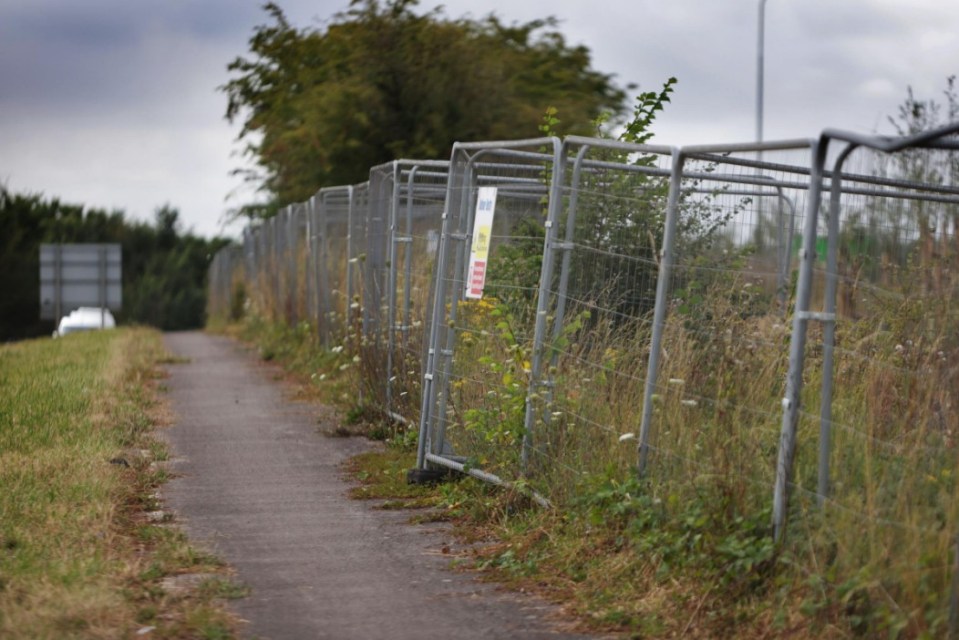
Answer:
55;307;116;337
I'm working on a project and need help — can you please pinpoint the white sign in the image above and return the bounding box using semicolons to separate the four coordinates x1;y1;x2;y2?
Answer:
465;187;497;299
39;244;122;320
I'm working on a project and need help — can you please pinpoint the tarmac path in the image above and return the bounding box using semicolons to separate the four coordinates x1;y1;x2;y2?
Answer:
161;332;592;640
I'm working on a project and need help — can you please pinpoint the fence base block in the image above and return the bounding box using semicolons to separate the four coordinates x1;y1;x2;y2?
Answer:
406;467;456;485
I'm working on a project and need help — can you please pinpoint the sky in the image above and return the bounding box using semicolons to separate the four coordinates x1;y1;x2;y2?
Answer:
1;0;957;239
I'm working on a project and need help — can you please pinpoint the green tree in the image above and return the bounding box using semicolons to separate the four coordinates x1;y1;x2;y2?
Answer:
222;0;628;218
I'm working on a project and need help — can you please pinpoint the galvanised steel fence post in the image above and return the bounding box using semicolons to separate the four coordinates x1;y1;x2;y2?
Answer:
521;137;564;472
773;136;828;542
289;205;300;324
365;174;389;343
817;142;857;503
305;196;316;332
345;185;356;333
432;158;477;459
279;207;289;322
317;190;333;347
385;162;401;417
414;149;466;471
546;143;590;364
271;214;280;320
637;147;684;475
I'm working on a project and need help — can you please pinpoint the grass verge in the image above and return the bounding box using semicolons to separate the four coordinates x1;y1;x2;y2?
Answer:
0;328;244;639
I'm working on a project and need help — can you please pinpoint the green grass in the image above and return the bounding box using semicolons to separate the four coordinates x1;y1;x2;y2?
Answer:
345;449;442;508
0;329;240;638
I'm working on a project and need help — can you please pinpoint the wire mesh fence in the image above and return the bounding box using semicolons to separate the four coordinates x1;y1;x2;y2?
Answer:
364;161;449;422
414;139;557;487
208;125;959;552
760;128;959;607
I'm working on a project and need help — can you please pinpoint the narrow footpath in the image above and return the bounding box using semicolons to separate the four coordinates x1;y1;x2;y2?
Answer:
161;332;591;640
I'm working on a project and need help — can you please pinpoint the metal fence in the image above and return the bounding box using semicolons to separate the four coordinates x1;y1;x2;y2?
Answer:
209;125;959;561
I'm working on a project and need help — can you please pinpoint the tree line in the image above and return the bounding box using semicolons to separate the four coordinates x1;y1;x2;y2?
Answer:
0;187;229;341
222;0;630;219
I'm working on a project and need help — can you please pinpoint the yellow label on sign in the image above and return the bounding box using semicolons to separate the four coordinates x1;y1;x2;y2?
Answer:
465;187;497;299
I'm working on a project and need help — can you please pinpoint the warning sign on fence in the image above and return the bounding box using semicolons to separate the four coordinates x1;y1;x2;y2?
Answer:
465;187;497;299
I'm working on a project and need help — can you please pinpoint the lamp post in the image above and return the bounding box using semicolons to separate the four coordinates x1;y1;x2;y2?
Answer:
757;0;768;146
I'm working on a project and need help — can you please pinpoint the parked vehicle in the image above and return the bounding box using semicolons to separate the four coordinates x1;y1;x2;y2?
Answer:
55;307;116;337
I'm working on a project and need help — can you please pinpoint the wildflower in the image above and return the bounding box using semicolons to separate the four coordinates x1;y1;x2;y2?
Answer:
619;432;637;442
331;345;344;354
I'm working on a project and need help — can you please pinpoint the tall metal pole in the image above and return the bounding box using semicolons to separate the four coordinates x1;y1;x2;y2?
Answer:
757;0;768;145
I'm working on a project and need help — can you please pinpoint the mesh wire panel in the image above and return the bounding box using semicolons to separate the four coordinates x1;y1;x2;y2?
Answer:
644;144;814;514
316;186;354;344
419;140;557;483
525;140;677;498
358;161;451;421
386;161;449;422
787;140;959;572
351;182;370;340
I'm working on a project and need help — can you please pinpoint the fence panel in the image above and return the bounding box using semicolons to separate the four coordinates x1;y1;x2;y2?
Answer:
314;186;354;345
362;161;449;424
414;139;560;487
623;141;817;520
770;127;959;600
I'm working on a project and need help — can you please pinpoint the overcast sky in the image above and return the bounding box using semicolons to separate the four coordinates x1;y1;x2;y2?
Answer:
1;0;956;238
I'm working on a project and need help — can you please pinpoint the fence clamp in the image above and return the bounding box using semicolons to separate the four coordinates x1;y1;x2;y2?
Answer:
796;311;836;324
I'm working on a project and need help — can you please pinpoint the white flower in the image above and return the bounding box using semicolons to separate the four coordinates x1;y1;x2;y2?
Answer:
618;432;637;442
